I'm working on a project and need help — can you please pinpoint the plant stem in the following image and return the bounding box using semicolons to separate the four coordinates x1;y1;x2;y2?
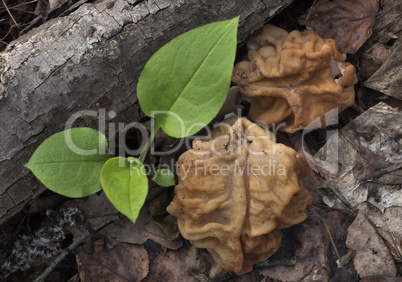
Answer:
33;213;121;282
139;120;161;163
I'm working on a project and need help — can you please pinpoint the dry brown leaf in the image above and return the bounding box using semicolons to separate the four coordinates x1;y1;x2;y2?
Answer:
28;193;68;214
287;131;332;189
358;202;402;263
257;207;331;281
358;43;390;80
144;242;220;281
148;189;180;240
365;39;402;100
301;266;329;282
346;210;397;278
75;241;149;282
372;0;402;43
62;192;117;219
258;207;357;280
62;192;183;250
314;102;402;211
100;207;183;250
361;277;402;282
365;204;402;241
300;0;379;54
324;211;358;281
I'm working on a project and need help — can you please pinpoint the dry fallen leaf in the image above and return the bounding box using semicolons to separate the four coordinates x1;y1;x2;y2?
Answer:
148;189;179;239
257;207;351;281
358;43;390;80
143;242;220;282
324;211;358;281
314;102;402;211
62;192;183;250
300;0;379;54
358;202;402;263
28;193;68;214
301;265;329;282
346;210;397;278
372;0;402;43
75;241;149;282
365;39;402;100
287;131;332;190
100;208;183;250
360;277;402;282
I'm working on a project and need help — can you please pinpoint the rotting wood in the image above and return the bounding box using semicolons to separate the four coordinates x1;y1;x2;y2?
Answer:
0;0;294;225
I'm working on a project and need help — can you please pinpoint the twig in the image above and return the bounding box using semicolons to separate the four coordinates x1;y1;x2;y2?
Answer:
0;0;38;13
304;0;318;23
317;215;349;279
33;213;121;282
8;8;36;15
1;0;20;28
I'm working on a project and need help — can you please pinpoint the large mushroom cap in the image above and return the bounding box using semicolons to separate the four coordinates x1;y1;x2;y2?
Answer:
167;117;312;275
232;24;358;133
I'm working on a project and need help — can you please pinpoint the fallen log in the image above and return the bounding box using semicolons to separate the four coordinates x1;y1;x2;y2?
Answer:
0;0;293;225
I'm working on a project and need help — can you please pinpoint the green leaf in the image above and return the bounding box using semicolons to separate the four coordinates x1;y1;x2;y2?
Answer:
25;128;110;198
137;17;239;138
152;168;175;187
101;157;148;223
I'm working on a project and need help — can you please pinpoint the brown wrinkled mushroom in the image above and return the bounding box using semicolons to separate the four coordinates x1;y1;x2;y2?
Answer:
167;118;312;275
232;24;358;133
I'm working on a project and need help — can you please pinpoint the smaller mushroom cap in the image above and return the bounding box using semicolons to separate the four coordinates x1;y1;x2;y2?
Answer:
233;24;358;133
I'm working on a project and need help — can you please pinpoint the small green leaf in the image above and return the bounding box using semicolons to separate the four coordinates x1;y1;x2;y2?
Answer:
25;128;110;198
101;157;148;223
152;169;175;187
137;17;239;138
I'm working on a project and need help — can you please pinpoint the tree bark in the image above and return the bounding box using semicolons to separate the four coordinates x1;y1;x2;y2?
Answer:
0;0;293;225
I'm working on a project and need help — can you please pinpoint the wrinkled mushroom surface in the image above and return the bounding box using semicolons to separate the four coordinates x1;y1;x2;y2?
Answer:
232;24;358;133
167;118;312;275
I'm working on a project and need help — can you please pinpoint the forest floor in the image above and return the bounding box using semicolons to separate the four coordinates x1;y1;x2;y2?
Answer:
0;0;401;281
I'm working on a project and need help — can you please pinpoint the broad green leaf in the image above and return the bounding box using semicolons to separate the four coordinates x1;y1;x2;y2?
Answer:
25;128;110;198
152;168;175;187
101;157;148;223
137;17;239;138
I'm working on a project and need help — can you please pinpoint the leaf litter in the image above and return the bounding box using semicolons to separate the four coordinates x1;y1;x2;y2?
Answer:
299;0;379;54
1;0;402;280
61;192;183;250
75;241;149;282
365;38;402;100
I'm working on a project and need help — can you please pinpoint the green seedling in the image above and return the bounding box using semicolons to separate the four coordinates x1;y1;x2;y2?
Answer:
25;17;239;223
